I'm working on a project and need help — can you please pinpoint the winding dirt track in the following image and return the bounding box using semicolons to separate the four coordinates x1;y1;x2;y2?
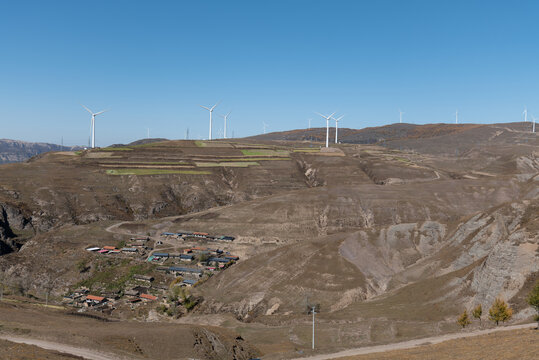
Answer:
293;323;537;360
0;335;131;360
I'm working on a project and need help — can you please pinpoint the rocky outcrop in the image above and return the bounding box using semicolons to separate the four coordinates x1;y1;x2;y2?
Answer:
193;328;260;360
0;202;33;254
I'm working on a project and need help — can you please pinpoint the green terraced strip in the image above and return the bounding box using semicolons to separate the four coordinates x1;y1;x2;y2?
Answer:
106;169;211;175
215;157;291;162
195;161;260;167
240;149;289;156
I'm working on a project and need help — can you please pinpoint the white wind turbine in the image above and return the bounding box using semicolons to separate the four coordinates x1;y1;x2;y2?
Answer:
82;105;108;149
263;121;269;134
455;109;459;124
523;107;528;122
200;102;219;140
316;111;335;148
532;115;536;133
333;115;344;144
399;109;404;123
220;111;231;139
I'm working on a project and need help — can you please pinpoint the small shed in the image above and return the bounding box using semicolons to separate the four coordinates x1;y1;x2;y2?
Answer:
180;254;194;262
124;289;139;296
182;279;197;286
133;274;154;282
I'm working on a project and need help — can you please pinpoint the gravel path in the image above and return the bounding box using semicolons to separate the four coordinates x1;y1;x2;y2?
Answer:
292;323;537;360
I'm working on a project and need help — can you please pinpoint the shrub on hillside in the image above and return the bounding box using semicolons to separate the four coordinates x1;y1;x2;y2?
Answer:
489;298;512;326
527;281;539;328
457;310;471;328
472;304;482;324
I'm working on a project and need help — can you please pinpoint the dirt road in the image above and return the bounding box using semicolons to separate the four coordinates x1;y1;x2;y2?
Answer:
293;323;537;360
0;335;129;360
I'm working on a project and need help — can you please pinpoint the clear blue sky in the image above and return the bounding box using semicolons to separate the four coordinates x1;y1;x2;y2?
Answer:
1;0;539;146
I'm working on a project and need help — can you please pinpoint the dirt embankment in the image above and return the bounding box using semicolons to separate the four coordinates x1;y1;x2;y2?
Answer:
0;301;261;360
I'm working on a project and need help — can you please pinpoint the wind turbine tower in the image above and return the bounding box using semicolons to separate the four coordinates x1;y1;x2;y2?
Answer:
263;122;269;134
399;109;404;123
455;109;459;124
200;102;219;140
82;105;108;149
220;111;231;139
532;115;536;133
316;112;335;148
334;115;344;143
523;107;528;122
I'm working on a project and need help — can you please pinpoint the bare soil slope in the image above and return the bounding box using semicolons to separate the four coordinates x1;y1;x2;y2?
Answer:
0;123;537;358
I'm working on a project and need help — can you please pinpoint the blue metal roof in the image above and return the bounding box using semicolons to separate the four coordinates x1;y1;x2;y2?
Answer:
168;266;202;274
208;257;230;263
183;279;197;285
153;253;169;257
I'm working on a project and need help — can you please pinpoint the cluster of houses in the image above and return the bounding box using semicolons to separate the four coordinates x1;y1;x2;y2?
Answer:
74;233;240;316
63;276;160;310
148;247;239;271
161;231;235;241
85;237;151;256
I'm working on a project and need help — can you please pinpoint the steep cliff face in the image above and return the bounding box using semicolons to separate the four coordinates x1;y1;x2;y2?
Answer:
0;202;33;254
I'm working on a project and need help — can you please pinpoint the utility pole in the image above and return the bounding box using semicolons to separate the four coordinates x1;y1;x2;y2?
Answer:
311;305;316;350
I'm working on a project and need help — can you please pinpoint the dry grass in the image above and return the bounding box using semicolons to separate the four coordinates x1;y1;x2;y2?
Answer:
0;339;83;360
341;328;539;360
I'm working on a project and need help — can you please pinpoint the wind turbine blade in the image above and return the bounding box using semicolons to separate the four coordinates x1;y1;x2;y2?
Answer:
94;109;109;116
210;101;221;111
315;112;326;119
200;105;210;111
81;104;93;114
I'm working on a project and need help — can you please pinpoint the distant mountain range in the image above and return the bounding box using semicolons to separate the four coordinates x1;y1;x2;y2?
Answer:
0;139;82;164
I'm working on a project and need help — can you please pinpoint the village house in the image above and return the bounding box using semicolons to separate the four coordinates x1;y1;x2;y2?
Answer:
85;295;107;307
